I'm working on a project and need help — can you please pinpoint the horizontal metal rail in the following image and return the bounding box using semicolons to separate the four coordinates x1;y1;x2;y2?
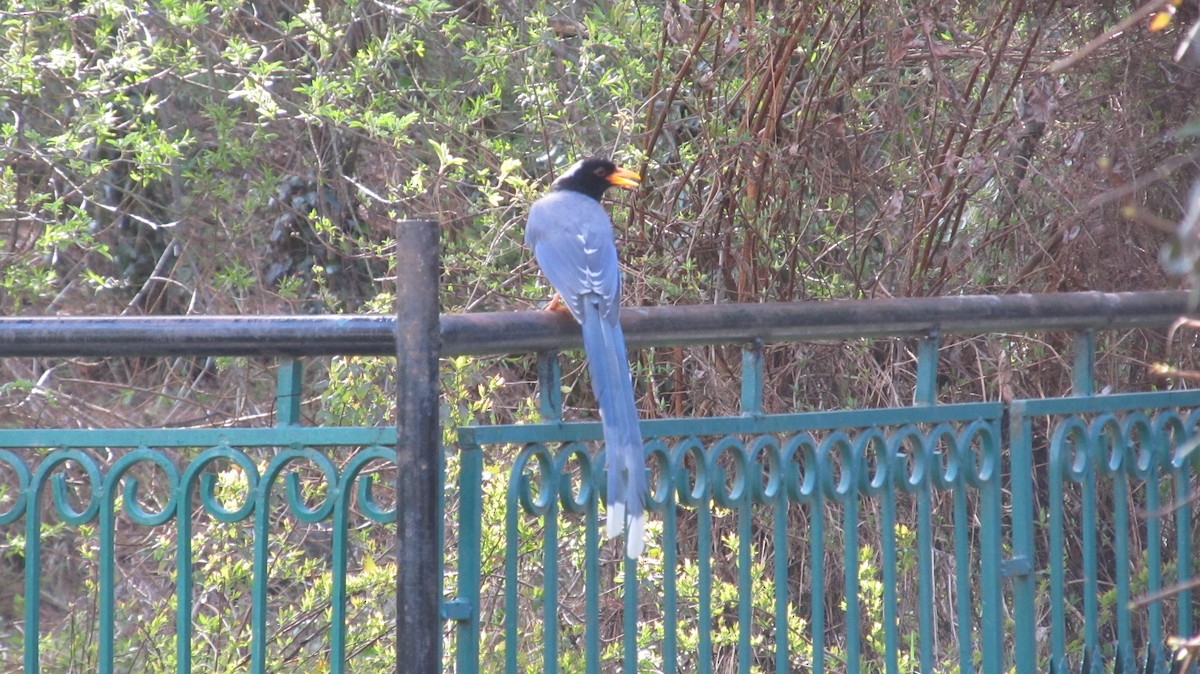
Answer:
0;290;1190;358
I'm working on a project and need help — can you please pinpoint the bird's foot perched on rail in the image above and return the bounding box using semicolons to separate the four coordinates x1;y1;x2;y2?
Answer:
544;293;571;314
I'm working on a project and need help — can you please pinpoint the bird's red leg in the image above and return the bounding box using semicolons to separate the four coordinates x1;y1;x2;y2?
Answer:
545;293;571;314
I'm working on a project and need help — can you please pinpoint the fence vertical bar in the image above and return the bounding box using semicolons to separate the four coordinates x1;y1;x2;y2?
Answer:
585;478;600;674
99;483;115;674
330;473;350;674
809;485;826;674
915;332;939;406
623;552;637;674
1048;425;1067;673
24;472;43;674
504;466;521;674
774;471;790;674
252;469;271;674
538;352;563;421
1008;403;1038;674
879;460;899;674
978;426;1003;674
545;494;560;674
456;437;483;674
663;448;681;674
952;474;974;674
699;499;714;674
277;358;303;425
1143;426;1164;668
1073;331;1095;397
1081;437;1099;662
843;467;861;673
737;488;752;674
1112;461;1132;672
395;219;442;674
909;334;938;673
1175;460;1193;637
177;473;195;674
742;340;763;415
916;458;935;674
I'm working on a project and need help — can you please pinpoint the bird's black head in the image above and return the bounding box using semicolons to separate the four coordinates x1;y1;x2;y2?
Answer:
550;157;641;201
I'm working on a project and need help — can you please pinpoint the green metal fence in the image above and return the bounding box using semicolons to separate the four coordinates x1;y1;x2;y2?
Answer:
451;300;1200;674
0;359;397;674
458;399;1012;674
1;292;1198;674
1008;393;1199;674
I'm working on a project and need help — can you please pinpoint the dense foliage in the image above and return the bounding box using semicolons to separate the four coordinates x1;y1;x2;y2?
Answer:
1;0;1198;670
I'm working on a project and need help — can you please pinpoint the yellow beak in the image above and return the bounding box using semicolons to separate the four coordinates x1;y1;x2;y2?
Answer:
607;167;641;189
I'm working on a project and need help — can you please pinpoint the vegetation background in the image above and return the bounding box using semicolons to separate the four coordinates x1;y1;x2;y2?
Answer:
1;0;1198;671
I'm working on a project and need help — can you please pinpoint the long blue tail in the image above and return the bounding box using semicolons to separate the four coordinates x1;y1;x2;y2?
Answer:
580;297;647;558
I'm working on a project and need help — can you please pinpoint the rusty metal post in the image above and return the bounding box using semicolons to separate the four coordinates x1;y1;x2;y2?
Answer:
394;219;441;674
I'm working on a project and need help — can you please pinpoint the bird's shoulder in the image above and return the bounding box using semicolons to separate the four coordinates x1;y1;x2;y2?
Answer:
529;191;610;225
527;190;612;245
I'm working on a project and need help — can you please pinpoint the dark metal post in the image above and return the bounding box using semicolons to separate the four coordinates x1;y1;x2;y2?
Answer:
395;219;441;674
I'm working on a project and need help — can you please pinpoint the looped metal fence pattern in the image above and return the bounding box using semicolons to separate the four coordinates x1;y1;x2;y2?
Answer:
0;431;396;674
508;422;1002;514
468;408;1013;674
461;393;1199;674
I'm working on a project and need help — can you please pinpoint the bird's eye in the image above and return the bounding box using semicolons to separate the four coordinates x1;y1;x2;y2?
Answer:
593;167;608;177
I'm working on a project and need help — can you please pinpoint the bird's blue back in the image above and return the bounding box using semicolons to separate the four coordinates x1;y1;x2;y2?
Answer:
526;190;622;323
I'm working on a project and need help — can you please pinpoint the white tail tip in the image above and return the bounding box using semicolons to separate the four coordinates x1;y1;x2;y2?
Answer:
625;514;646;559
606;501;625;540
606;502;646;558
